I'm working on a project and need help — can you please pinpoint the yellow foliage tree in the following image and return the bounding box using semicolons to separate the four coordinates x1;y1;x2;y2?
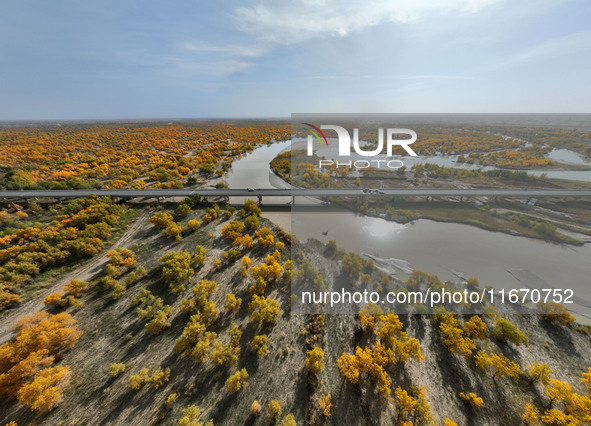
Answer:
459;392;484;407
522;403;539;425
474;351;521;380
129;368;150;390
528;363;552;386
318;394;332;417
252;335;268;356
16;365;71;412
268;400;282;423
150;367;170;389
440;315;476;358
225;293;242;312
305;347;325;375
464;315;487;340
226;368;249;393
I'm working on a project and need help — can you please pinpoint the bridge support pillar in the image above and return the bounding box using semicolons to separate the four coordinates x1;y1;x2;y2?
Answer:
292;196;295;206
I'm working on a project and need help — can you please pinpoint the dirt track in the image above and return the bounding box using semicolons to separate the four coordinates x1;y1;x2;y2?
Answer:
0;211;150;345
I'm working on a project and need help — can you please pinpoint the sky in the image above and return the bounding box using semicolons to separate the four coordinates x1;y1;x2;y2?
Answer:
1;0;590;120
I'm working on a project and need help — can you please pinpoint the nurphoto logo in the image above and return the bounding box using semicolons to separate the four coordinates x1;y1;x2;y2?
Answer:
303;123;418;170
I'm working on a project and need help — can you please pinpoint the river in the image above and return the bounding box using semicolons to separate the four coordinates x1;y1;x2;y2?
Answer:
226;141;591;321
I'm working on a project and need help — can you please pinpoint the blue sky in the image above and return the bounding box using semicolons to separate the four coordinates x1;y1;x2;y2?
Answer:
1;0;590;119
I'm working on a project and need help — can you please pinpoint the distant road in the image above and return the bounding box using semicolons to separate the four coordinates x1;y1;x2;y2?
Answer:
1;188;591;199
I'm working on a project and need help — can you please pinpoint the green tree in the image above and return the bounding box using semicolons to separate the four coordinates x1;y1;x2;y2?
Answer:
492;318;528;346
342;252;363;277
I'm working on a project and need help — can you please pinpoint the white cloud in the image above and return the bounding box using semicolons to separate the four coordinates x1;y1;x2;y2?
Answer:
177;0;502;78
169;42;263;78
170;56;253;77
179;42;268;59
397;74;476;80
234;0;500;45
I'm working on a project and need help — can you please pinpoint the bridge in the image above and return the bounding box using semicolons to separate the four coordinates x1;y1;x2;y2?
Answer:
1;188;591;204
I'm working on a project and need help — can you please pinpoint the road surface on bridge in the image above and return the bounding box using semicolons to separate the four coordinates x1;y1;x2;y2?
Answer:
0;188;591;199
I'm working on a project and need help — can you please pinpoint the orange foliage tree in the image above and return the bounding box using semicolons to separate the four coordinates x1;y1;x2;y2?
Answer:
0;312;81;412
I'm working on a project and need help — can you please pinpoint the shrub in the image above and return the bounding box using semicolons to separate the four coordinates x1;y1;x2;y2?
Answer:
109;363;126;377
150;367;171;389
252;335;268;356
129;368;150;390
522;403;539;424
318;394;332;416
249;277;267;296
179;405;201;426
245;214;260;230
395;387;417;422
226;368;249;393
249;295;281;325
268;400;282;423
145;307;173;334
43;292;63;306
187;220;201;231
474;351;521;380
492;318;528;346
280;414;296;426
223;249;241;262
582;367;591;393
0;311;81;412
464;315;487;340
527;363;552;386
193;245;208;267
251;400;262;416
537;302;575;326
165;222;184;242
178;203;190;216
225;293;242;311
439;315;476;358
342;252;362;277
165;392;179;407
150;212;173;229
62;279;88;297
112;284;126;299
459;392;484;407
255;227;274;247
159;251;194;294
305;347;325;374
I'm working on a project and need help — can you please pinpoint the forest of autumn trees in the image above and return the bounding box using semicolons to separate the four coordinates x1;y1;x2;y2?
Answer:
0;122;289;191
0;196;125;306
0;119;589;424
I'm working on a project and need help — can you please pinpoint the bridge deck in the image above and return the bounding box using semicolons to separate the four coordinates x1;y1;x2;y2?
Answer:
0;188;590;199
